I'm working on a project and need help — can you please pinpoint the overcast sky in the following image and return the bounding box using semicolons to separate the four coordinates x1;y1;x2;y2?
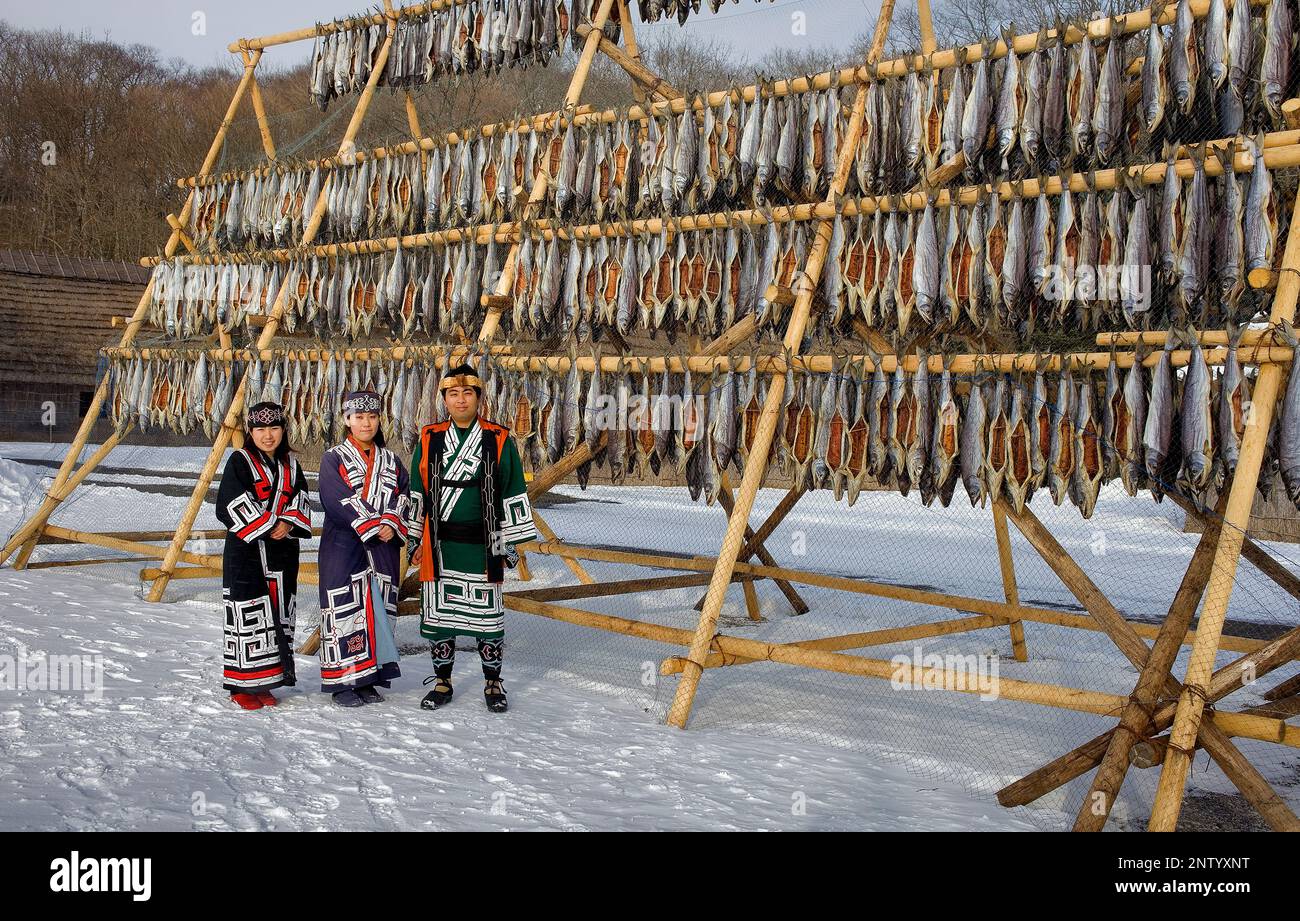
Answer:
0;0;883;74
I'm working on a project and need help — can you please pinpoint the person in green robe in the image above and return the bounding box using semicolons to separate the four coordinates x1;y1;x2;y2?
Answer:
406;363;538;712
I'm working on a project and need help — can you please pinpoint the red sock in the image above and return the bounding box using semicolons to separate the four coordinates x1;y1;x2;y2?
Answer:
231;692;264;710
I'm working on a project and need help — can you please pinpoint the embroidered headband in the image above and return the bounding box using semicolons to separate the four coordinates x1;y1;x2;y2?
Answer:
342;391;382;415
246;402;285;427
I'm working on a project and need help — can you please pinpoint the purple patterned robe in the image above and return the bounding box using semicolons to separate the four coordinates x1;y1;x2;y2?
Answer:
316;437;410;692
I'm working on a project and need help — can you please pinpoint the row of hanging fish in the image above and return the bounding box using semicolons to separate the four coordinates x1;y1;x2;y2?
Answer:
502;221;820;342
102;327;1300;513
491;336;1300;514
635;0;776;24
846;0;1294;195
146;237;500;340
190;84;848;254
819;135;1282;339
104;349;502;450
157;130;1284;343
309;0;616;111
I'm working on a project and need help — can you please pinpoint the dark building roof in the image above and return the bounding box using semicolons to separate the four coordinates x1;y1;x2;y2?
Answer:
0;250;152;285
0;251;147;386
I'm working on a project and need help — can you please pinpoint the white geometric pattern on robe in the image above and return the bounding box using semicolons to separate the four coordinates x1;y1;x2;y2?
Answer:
437;422;483;522
221;544;294;687
500;492;538;544
419;542;504;635
223;450;277;541
335;440;408;535
319;570;394;682
224;491;275;541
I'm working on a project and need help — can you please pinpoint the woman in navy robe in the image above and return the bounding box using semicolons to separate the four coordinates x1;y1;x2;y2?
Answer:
316;390;410;707
215;401;312;710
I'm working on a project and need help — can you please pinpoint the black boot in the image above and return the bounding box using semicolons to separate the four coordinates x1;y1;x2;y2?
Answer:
484;678;508;713
356;685;384;704
421;675;453;709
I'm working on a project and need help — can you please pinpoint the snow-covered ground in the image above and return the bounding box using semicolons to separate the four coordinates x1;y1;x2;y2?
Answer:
2;440;1298;831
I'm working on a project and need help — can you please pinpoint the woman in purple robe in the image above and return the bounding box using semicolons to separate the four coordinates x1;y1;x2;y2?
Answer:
316;390;410;707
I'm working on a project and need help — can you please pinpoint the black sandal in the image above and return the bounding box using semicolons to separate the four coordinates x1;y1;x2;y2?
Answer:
484;679;508;713
421;675;453;710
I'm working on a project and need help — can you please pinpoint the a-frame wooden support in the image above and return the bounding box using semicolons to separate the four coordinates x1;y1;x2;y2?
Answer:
0;49;267;571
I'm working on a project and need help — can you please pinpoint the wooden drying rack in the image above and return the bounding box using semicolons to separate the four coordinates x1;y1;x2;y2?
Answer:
6;0;1300;833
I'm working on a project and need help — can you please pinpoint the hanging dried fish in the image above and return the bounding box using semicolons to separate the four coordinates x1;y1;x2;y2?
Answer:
1143;341;1175;498
1166;0;1198;119
1072;373;1103;518
1217;324;1250;482
1260;0;1293;118
961;374;988;507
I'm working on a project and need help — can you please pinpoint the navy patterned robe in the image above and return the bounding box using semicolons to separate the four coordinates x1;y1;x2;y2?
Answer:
215;448;313;692
316;437;410;691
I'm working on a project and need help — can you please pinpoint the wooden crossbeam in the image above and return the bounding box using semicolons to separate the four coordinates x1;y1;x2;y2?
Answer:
692;477;809;616
998;613;1300;809
575;24;681;101
1001;498;1297;830
1073;489;1230;831
660;613;1011;674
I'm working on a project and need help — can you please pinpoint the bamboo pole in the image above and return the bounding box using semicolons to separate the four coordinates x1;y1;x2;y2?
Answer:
526;437;604;497
614;0;649;105
42;526;219;567
227;0;468;51
917;0;937;55
25;556;155;570
532;509;595;584
661;613;1011;674
164;214;197;254
1073;489;1229;832
1;51;264;571
1149;150;1300;831
146;27;397;602
153;132;1300;266
681;0;884;728
1000;500;1160;674
244;50;278;161
704;474;809;616
568;0;617;111
715;474;763;620
991;502;1028;662
511;570;757;602
667;0;897;727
